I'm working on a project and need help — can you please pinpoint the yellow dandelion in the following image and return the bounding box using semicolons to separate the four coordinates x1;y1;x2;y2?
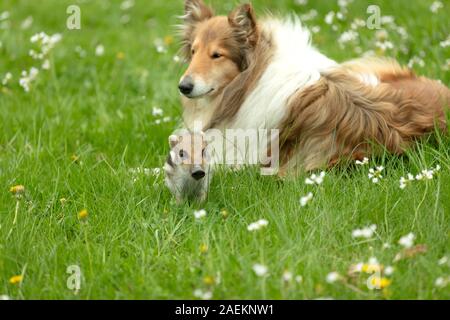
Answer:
203;276;214;286
9;275;23;285
369;276;391;289
78;209;88;220
116;52;125;60
220;209;228;219
164;35;174;46
361;263;382;274
10;185;25;195
200;244;208;254
71;154;80;163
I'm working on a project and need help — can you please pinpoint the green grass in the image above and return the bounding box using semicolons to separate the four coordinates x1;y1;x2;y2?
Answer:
0;0;449;299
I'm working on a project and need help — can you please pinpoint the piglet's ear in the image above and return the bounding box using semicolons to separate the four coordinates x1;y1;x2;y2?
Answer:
228;3;258;47
169;135;179;148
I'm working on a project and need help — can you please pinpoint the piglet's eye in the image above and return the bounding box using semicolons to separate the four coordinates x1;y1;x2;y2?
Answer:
179;150;188;159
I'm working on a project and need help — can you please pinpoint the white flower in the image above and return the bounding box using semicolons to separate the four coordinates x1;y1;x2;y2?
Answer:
2;72;12;85
20;16;33;30
95;44;105;56
295;275;303;283
0;11;10;21
152;106;163;117
398;232;415;248
408;56;425;69
173;55;181;63
383;242;391;249
193;209;207;219
300;192;313;207
380;15;395;25
440;36;450;48
338;0;351;9
352;224;377;239
384;266;394;276
0;294;11;300
30;32;62;56
253;264;268;277
154;38;167;53
368;166;384;183
349;262;364;273
324;11;335;25
430;1;443;13
247;219;269;232
282;271;293;282
438;256;448;266
375;40;394;51
193;289;212;300
295;0;308;5
29;49;43;60
42;59;50;70
355;157;369;165
351;18;366;30
434;277;449;288
19;67;39;92
300;9;317;21
422;169;434;180
311;26;321;33
399;173;415;189
120;0;135;10
326;272;341;283
414;167;440;181
305;171;326;185
338;30;358;45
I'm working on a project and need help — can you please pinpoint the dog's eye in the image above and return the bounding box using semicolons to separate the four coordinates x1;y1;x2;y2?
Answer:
191;49;195;55
211;52;222;59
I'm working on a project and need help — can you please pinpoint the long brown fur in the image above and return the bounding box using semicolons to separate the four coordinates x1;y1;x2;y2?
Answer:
279;63;450;174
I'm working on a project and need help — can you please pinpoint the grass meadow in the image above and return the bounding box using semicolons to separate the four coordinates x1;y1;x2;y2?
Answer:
0;0;449;299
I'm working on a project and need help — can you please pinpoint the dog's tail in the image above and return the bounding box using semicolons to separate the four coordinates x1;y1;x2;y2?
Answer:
386;75;449;137
278;65;449;172
342;57;449;135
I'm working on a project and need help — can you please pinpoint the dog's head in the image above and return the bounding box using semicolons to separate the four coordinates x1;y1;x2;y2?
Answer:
178;0;259;99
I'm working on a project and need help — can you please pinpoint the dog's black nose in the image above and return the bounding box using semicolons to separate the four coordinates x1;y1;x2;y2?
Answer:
191;169;206;180
179;77;194;95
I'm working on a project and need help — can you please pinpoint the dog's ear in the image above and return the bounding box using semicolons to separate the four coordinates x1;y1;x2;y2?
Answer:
169;135;179;148
184;0;213;25
180;1;214;58
228;3;258;47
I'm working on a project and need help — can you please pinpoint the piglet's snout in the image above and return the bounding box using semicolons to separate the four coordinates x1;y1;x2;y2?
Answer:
191;165;206;180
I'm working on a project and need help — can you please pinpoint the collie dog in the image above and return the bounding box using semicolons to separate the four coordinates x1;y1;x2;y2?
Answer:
178;0;449;175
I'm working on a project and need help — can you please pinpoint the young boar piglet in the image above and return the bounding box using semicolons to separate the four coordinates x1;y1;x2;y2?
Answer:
164;131;212;203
